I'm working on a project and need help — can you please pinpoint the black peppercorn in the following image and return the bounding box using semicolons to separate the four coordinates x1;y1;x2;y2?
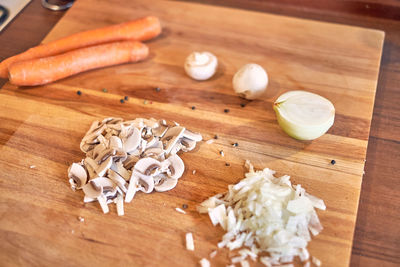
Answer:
76;90;82;95
224;109;230;113
120;99;125;104
331;159;336;165
124;96;129;101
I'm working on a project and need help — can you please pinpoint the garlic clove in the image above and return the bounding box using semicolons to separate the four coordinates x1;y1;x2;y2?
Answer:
273;90;335;140
233;63;268;100
184;52;218;81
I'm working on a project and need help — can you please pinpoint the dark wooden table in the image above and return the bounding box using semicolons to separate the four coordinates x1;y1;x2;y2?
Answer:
0;1;399;266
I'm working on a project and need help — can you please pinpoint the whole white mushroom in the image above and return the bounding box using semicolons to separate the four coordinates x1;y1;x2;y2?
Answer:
232;63;268;100
184;52;218;81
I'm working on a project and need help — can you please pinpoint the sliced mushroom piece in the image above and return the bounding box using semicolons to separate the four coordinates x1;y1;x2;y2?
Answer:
110;161;131;181
68;163;88;190
129;118;145;129
82;177;116;213
141;127;153;140
169;142;184;155
134;157;162;176
83;158;97;179
107;169;128;193
125;172;139;203
141;147;165;161
154;176;178;192
113;149;127;162
115;193;124;216
97;134;109;147
161;126;186;155
140;139;148;154
143;135;157;150
95;156;113;177
182;129;203;142
146;139;163;150
97;194;109;213
124;127;141;153
92;143;107;159
94;148;116;164
143;118;159;128
154;173;178;192
82;179;102;199
134;170;155;193
166;154;185;179
152;125;169;138
104;117;123;125
123;155;140;170
109;136;123;150
181;137;197;152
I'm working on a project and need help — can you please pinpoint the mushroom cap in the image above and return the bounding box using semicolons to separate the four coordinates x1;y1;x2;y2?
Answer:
166;154;185;179
68;163;88;189
134;157;161;176
184;51;218;81
232;63;268;100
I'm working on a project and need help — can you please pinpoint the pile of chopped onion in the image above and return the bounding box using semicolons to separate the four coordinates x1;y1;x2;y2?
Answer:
197;161;325;266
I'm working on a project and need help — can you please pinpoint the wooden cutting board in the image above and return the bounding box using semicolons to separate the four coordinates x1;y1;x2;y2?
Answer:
0;0;384;266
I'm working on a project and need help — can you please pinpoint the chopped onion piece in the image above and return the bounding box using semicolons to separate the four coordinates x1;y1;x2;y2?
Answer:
199;258;210;267
198;162;325;266
186;232;194;251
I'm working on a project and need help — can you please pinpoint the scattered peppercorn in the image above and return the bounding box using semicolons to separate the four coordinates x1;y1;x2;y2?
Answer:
155;87;161;92
225;162;230;166
214;135;218;139
102;88;108;93
124;96;129;101
191;106;196;110
240;103;246;107
76;90;82;95
182;204;188;209
120;99;125;103
232;142;238;147
219;150;224;156
331;159;336;165
224;109;230;113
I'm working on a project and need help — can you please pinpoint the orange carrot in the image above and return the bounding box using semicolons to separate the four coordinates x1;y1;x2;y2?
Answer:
9;41;149;86
0;16;161;78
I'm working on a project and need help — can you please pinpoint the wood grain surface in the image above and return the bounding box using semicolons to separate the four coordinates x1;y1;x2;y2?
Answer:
0;0;390;266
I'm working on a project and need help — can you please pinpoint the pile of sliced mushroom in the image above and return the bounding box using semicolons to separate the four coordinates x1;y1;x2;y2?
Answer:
68;117;202;215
